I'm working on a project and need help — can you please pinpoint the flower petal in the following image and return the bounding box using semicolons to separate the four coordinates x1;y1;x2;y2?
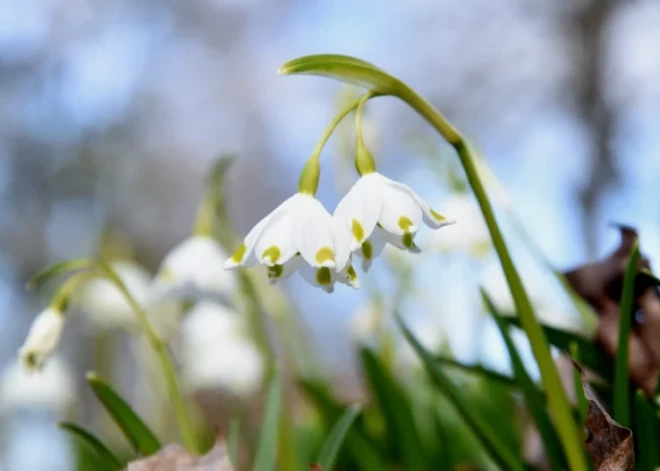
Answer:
355;227;388;271
378;225;422;253
331;218;353;272
254;210;296;267
295;196;338;269
377;177;424;236
224;196;294;269
410;193;457;229
298;264;336;294
333;174;382;250
266;255;302;285
337;262;360;289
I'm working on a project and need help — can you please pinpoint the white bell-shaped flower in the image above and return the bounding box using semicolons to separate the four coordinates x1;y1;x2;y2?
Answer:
1;356;76;413
181;301;264;397
18;308;65;371
154;235;236;302
224;193;359;293
334;172;455;270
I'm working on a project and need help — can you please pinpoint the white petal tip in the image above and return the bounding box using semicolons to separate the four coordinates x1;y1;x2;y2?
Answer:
222;259;239;270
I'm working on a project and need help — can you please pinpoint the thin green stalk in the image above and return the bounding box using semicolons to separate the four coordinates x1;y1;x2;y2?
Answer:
395;86;588;471
98;262;198;453
613;240;640;427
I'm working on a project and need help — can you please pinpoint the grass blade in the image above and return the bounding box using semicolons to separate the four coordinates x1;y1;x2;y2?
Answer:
253;367;282;471
570;342;589;424
613;241;640;427
483;290;565;471
59;422;123;469
634;389;657;470
317;404;362;471
396;315;525;471
434;356;518;388
228;418;240;469
298;379;385;471
360;347;427;469
500;316;612;380
86;372;161;456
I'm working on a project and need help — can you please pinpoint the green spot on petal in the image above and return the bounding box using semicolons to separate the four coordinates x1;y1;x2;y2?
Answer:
268;264;284;279
398;216;414;232
315;247;335;264
402;233;414;249
430;209;446;222
231;243;247;262
347;265;357;281
316;267;332;285
261;245;281;263
362;240;373;260
352;219;365;242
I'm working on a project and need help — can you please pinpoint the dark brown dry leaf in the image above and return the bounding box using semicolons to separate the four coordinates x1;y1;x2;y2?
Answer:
565;225;660;394
308;464;323;471
126;439;234;471
572;360;634;471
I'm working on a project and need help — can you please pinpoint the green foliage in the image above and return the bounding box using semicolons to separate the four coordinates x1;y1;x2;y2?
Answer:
59;422;123;470
253;367;283;471
316;404;362;471
86;372;161;456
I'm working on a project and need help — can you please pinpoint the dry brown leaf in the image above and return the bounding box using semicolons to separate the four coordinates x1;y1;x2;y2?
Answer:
572;360;634;471
565;225;660;394
126;438;234;471
308;464;323;471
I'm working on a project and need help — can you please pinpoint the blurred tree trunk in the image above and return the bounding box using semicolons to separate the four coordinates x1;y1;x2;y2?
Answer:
574;0;619;258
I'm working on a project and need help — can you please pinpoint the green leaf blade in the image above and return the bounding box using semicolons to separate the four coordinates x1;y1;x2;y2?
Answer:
86;372;161;456
59;421;123;470
396;315;525;471
483;291;566;471
360;347;427;469
253;367;282;471
317;404;362;471
279;54;400;94
613;241;640;427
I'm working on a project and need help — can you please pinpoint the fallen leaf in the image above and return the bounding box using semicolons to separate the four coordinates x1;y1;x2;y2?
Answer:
565;225;660;394
572;360;634;471
308;464;323;471
126;438;234;471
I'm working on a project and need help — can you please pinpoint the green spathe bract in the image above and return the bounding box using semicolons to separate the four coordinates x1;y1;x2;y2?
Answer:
280;53;588;471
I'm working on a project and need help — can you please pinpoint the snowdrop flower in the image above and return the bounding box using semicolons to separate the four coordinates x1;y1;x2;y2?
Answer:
18;308;65;371
1;356;76;413
154;235;236;302
224;169;359;293
77;260;179;338
334;93;455;271
181;301;264;397
429;193;491;257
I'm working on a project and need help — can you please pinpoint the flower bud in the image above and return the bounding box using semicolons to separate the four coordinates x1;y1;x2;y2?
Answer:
18;308;65;371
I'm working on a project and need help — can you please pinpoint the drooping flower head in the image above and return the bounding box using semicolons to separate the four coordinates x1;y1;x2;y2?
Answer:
223;101;363;293
154;235;236;302
334;94;455;270
18;308;65;371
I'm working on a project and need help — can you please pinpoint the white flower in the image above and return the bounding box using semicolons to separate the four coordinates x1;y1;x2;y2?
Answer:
334;172;455;270
77;260;180;338
429;193;491;257
18;308;65;371
0;356;76;413
223;193;359;293
154;236;236;302
181;301;264;397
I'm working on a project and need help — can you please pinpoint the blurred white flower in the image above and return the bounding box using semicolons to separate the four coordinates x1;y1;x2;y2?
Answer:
0;356;76;412
77;260;180;338
334;172;455;271
224;193;358;293
181;301;264;397
154;235;236;303
18;307;64;371
429;193;491;257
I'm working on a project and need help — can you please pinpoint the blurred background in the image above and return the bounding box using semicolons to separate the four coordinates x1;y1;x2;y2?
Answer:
1;0;660;469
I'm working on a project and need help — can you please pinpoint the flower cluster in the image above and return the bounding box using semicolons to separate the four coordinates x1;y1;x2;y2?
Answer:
224;94;455;292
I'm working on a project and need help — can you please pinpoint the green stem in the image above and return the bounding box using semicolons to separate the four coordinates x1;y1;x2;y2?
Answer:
395;86;589;471
355;92;377;175
98;262;198;453
50;270;99;312
193;193;216;237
